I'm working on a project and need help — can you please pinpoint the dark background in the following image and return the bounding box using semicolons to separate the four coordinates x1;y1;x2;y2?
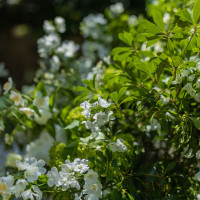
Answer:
0;0;146;88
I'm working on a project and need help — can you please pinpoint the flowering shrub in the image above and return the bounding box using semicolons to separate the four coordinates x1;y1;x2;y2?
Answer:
2;0;200;199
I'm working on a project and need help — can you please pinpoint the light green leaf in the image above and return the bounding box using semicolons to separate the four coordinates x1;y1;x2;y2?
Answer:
153;10;165;30
118;87;128;98
110;92;119;104
193;0;200;24
64;120;79;130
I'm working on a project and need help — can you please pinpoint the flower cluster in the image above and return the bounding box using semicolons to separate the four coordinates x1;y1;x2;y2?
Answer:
81;95;115;134
0;157;105;200
108;138;127;153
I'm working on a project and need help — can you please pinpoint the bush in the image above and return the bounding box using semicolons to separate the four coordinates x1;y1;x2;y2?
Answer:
1;0;200;199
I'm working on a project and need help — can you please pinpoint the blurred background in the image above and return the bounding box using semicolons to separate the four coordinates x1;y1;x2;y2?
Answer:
0;0;145;88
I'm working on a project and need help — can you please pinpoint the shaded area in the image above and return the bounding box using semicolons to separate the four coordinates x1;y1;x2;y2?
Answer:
0;0;146;88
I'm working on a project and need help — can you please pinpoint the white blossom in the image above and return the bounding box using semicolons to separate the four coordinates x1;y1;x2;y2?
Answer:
47;167;62;187
72;158;89;174
56;40;79;59
196;150;200;159
97;95;111;108
43;20;55;34
20;107;34;116
188;74;195;82
16;158;46;183
37;34;61;58
0;175;14;198
11;179;28;198
0;120;5;132
109;2;124;15
33;91;49;109
80;101;91;119
50;55;61;72
34;109;52;125
196;78;200;89
25;131;54;164
9;91;24;106
181;69;190;77
3;77;12;94
21;185;42;200
109;138;127;153
55;16;66;33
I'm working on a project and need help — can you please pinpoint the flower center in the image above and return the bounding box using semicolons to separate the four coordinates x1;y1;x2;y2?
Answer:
0;183;7;192
4;82;10;90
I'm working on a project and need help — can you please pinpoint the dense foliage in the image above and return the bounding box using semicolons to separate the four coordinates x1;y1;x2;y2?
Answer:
1;0;200;199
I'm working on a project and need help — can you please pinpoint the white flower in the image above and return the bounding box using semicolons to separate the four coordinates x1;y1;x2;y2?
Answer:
80;101;91;119
195;93;200;102
110;2;124;15
195;171;200;181
160;95;170;105
9;91;24;106
55;16;66;33
37;34;61;58
84;170;99;185
196;78;200;89
82;120;100;133
197;194;200;200
83;182;102;199
21;185;42;200
181;69;190;77
43;20;55;34
196;150;200;159
12;179;28;198
172;74;182;85
109;138;127;153
16;158;46;183
25;132;54;164
59;172;80;191
97;95;111;108
80;14;107;39
0;175;14;197
56;40;79;59
47;167;62;187
93;111;107;127
20;107;34;116
6;153;22;168
34;109;52;125
103;189;110;197
183;83;196;97
188;74;195;82
150;118;161;131
72;158;89;174
50;55;61;72
33;91;49;109
163;13;171;23
128;15;138;26
0;120;5;132
3;77;12;94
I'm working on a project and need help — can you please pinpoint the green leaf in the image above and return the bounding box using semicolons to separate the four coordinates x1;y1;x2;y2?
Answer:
64;120;79;130
140;20;161;34
110;92;119;104
190;116;200;129
118;32;133;46
120;96;136;105
181;8;192;22
127;193;135;200
165;161;176;174
193;0;200;24
118;87;128;98
33;81;47;98
152;10;165;30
